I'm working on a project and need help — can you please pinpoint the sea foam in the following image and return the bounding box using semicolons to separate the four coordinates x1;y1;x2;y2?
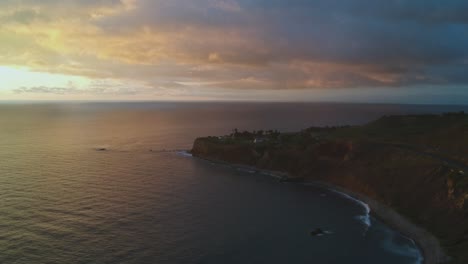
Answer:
380;227;424;264
327;189;372;229
176;150;193;157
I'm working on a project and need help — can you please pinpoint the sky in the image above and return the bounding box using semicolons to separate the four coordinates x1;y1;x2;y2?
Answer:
0;0;468;103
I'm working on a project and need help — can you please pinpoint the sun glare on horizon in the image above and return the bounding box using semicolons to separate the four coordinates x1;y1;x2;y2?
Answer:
0;66;90;90
0;66;93;99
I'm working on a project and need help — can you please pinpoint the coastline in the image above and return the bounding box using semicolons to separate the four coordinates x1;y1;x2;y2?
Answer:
190;155;447;264
309;181;446;264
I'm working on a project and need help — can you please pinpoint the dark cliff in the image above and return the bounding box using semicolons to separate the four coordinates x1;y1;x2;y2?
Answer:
191;113;468;264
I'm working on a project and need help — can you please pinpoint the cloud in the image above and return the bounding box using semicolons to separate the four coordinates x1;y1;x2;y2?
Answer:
14;86;81;95
13;78;151;96
14;85;139;96
1;0;468;95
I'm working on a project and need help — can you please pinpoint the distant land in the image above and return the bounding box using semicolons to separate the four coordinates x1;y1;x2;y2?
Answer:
191;112;468;264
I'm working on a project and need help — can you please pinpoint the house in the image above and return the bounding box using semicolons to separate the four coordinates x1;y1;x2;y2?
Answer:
253;137;267;144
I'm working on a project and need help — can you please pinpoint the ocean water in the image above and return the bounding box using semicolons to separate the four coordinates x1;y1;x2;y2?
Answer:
1;102;467;264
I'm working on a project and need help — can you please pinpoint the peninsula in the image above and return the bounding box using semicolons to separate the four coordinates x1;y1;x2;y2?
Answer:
191;112;468;264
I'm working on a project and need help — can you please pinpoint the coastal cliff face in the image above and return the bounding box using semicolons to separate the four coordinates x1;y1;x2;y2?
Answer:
192;138;259;165
191;113;468;264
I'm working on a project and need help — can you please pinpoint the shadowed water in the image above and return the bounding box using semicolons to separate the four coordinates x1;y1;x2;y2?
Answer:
1;102;466;264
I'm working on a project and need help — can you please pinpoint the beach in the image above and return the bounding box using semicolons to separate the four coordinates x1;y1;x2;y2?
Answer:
309;182;447;264
193;156;447;264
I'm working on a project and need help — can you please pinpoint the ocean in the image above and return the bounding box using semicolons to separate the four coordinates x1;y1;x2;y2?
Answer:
1;102;467;264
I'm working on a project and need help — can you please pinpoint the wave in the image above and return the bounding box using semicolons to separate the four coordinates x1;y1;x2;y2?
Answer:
146;149;193;157
326;189;372;232
175;150;193;157
236;168;256;174
380;227;424;264
355;215;372;227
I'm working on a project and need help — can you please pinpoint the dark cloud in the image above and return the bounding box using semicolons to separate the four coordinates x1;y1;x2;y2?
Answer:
90;0;468;88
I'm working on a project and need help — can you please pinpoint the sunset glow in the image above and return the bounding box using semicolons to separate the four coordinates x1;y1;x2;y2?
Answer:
0;0;467;103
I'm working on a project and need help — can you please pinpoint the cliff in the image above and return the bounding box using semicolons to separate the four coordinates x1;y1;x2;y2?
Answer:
191;113;468;264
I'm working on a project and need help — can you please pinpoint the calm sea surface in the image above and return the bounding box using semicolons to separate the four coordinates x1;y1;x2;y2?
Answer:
1;102;467;264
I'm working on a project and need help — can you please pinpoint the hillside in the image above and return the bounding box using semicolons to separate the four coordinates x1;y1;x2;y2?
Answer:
191;112;468;264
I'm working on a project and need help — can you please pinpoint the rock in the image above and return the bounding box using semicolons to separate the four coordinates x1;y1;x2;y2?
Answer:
310;228;325;237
